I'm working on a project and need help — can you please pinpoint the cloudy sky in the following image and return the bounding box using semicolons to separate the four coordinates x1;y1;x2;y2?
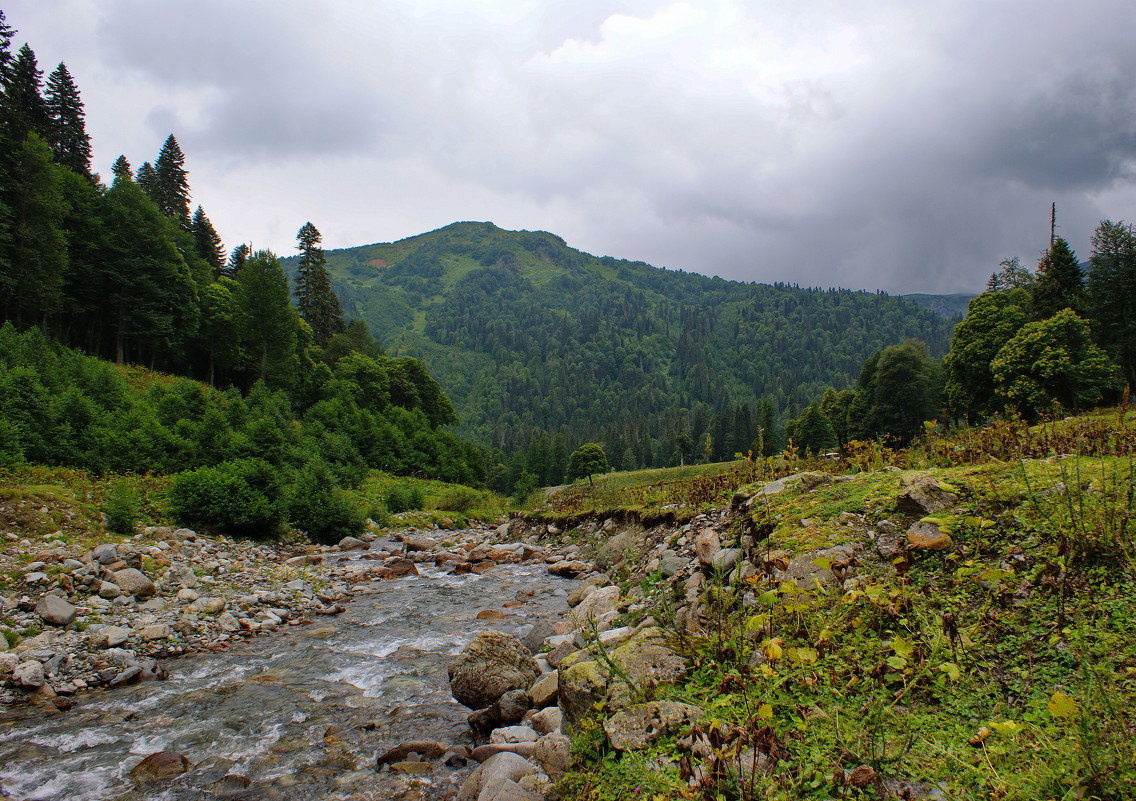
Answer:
7;0;1136;293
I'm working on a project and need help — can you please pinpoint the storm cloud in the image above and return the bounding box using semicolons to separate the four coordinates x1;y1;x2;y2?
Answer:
7;0;1136;292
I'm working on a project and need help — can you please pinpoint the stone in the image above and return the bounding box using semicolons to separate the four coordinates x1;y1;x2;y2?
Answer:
530;706;562;734
477;776;543;801
98;581;123;599
402;534;438;552
477;609;508;620
471;742;537;762
533;732;572;782
338;536;368;550
800;471;833;490
376;740;449;766
216;612;241;632
35;595;76;626
712;548;741;571
545;640;578;669
569;585;620;629
528;670;558;708
457;752;538;801
548;560;590;578
595;530;637;570
490;726;540;744
385;557;419;577
520;620;556;655
130;751;193;783
449;631;542;710
12;660;46;688
907;521;952;551
566;574;608;607
897;477;959;516
495;688;532;723
113;568;156;598
92;543;119;564
140;624;170;641
558;627;687;729
177;588;199;602
603;701;705;750
658;555;688;577
89;626;131;648
695;528;722;567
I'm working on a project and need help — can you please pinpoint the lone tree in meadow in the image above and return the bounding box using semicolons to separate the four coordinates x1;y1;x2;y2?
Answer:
566;443;609;486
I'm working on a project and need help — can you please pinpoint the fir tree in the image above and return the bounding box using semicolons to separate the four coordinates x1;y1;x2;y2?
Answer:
3;44;49;145
294;221;345;347
1032;237;1084;319
0;11;15;82
136;161;157;198
191;205;226;277
226;243;250;279
152;134;191;228
44;62;91;176
111;155;132;185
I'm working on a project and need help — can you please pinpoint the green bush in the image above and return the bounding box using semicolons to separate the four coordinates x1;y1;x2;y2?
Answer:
168;458;284;538
430;484;485;513
385;483;425;514
286;460;366;544
102;479;141;535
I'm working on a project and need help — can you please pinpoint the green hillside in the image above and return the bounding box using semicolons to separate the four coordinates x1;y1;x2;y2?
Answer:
902;292;976;318
284;222;958;455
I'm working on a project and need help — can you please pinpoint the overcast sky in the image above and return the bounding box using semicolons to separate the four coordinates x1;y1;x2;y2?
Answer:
7;0;1136;293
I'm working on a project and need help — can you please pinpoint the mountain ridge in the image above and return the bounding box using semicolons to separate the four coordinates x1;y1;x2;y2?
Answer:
283;221;960;458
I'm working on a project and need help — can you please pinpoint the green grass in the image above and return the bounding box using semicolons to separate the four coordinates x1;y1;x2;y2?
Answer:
556;410;1136;801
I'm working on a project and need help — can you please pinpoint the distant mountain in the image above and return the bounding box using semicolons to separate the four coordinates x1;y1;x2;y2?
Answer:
284;222;958;455
901;293;976;319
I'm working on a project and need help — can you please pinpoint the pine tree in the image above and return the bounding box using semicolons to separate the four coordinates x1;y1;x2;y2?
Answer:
1032;237;1084;319
3;44;49;145
225;243;250;278
152;135;191;228
235;250;301;389
191;205;226;277
1088;220;1136;389
294;221;345;347
0;12;15;82
44;63;91;176
136;161;157;198
111;155;132;185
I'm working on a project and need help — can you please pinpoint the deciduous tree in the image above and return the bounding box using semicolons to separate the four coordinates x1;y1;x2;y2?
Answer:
566;442;608;485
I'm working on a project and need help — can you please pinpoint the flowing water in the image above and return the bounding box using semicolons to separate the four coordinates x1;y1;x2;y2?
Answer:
0;548;574;801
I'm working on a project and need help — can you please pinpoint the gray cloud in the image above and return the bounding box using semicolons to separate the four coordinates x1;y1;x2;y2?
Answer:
6;0;1136;293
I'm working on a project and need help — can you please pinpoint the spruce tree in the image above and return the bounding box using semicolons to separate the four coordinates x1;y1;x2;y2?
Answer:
294;221;345;347
191;205;226;277
44;62;91;176
3;44;49;145
136;160;157;198
226;243;250;278
111;155;132;186
152;134;191;228
1032;237;1084;319
1088;220;1136;388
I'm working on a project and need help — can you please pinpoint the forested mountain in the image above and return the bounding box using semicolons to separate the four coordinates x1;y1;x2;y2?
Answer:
284;222;958;462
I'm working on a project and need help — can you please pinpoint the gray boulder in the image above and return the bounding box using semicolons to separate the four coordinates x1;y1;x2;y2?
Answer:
457;752;538;801
449;631;542;710
113;568;156;598
12;660;46;688
35;595;76;626
897;476;959;516
603;701;705;750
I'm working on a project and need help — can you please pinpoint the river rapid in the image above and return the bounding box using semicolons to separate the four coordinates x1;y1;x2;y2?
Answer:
0;545;575;801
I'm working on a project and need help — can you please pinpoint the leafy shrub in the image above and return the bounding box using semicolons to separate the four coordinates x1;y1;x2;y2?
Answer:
285;460;366;544
102;479;141;535
168;458;284;538
430;484;485;514
385;483;424;514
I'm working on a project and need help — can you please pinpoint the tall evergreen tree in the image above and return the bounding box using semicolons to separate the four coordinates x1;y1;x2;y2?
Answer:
294;221;345;347
235;250;301;389
3;44;49;145
152;134;191;228
110;155;132;186
44;62;91;176
225;243;250;279
1088;220;1136;389
3;133;67;328
1032;237;1085;319
135;160;157;198
191;205;226;277
0;12;15;82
